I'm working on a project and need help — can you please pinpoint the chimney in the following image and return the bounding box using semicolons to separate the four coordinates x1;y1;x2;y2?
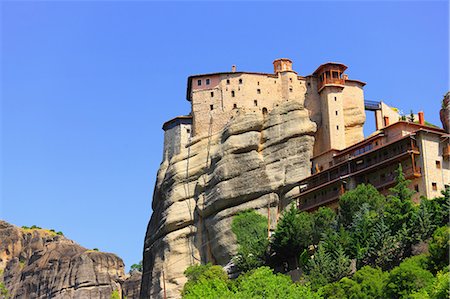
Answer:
418;111;425;125
231;65;236;73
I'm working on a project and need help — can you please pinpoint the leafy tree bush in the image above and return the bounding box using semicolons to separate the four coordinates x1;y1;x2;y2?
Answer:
337;183;385;229
110;290;121;299
271;205;313;267
385;254;435;299
182;265;321;299
130;261;143;273
0;282;9;299
304;243;351;290
236;266;321;299
428;226;450;273
182;263;231;298
231;210;269;272
311;207;336;245
351;266;389;299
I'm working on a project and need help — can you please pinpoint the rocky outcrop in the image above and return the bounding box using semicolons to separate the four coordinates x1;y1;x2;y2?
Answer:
0;221;139;299
141;100;317;298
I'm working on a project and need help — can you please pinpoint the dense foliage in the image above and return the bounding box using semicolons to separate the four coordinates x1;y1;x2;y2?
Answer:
230;210;269;271
182;165;450;298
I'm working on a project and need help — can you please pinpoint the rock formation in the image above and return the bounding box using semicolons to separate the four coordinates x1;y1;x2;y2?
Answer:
141;100;317;298
0;221;140;299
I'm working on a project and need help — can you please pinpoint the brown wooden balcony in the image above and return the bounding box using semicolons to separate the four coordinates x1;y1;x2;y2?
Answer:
317;77;345;92
444;144;450;159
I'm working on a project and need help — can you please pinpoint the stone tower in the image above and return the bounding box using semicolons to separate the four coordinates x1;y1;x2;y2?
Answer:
313;63;349;151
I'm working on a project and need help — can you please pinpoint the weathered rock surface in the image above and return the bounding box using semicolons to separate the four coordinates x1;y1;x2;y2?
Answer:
141;100;317;298
0;221;139;299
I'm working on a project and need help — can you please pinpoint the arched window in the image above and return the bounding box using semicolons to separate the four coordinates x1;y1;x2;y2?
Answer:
231;91;235;97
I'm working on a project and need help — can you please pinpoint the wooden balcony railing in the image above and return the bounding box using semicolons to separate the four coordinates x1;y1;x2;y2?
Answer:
318;77;345;91
444;144;450;159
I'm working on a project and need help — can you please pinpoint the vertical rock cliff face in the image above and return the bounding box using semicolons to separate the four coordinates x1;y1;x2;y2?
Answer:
0;221;139;299
141;100;317;298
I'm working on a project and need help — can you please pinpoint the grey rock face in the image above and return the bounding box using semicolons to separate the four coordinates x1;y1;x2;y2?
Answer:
141;100;317;298
0;220;138;299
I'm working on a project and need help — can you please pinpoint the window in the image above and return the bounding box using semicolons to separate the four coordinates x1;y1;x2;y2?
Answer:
231;90;235;97
414;185;419;192
307;82;311;86
254;100;258;106
336;125;339;130
197;79;202;86
233;103;237;109
289;78;293;83
335;111;338;116
239;79;243;84
257;89;261;94
257;81;260;85
210;92;214;97
334;97;337;101
206;79;210;85
289;87;293;92
432;182;437;191
210;105;213;111
436;161;441;169
226;79;230;85
186;128;191;134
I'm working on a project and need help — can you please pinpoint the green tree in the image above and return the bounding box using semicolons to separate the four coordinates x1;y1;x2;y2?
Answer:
130;261;142;273
271;205;313;268
305;243;351;290
428;226;450;273
385;254;435;299
231;210;268;272
337;184;385;229
311;207;336;245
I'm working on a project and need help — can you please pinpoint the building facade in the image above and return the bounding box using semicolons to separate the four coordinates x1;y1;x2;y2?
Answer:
162;58;449;210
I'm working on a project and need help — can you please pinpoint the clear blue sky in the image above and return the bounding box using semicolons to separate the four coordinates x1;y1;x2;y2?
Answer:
1;1;448;271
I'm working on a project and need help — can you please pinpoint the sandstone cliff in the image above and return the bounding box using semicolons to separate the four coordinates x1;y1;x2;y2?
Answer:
141;100;317;298
0;221;140;299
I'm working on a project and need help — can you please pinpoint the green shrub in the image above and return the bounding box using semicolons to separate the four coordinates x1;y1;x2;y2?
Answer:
428;226;450;272
385;255;435;299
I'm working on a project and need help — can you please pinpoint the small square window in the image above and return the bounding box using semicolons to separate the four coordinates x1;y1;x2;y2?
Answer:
254;100;258;107
210;105;213;111
239;79;243;84
206;79;210;85
289;78;293;83
231;91;235;97
257;89;261;94
257;81;260;85
335;111;338;116
186;128;191;134
226;79;230;85
210;92;214;97
197;79;202;86
432;182;437;191
307;82;311;86
233;103;237;109
436;161;441;169
289;87;293;92
334;97;337;101
336;125;339;130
